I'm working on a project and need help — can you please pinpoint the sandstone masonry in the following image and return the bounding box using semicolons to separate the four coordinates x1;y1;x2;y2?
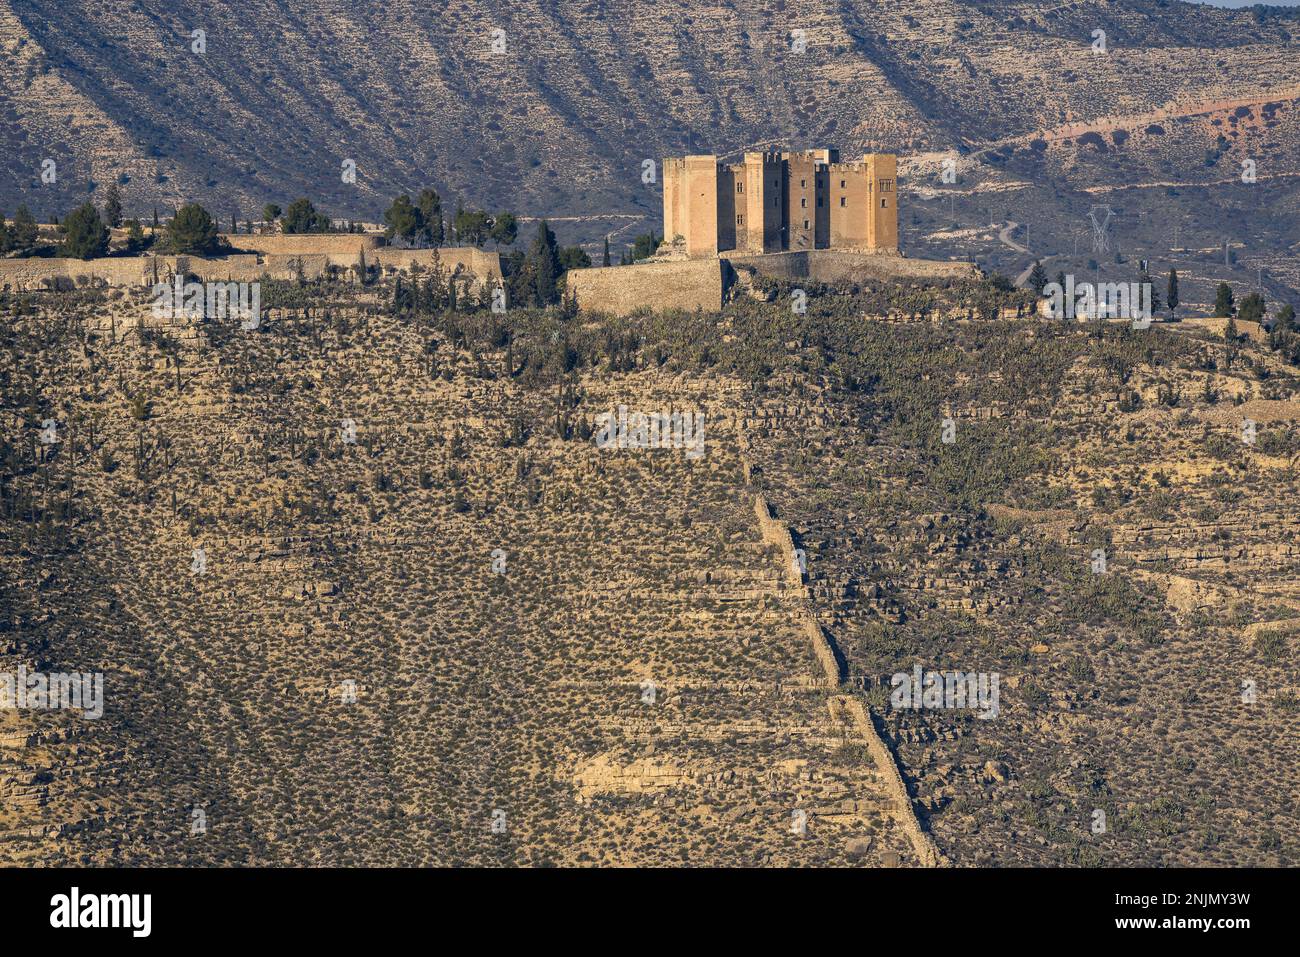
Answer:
663;149;899;258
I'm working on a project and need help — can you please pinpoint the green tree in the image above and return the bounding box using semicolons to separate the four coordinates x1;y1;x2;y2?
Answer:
1238;292;1266;324
165;202;220;254
383;194;420;243
454;207;491;247
489;212;517;249
602;236;611;267
1213;282;1235;318
125;218;146;252
1167;269;1179;318
1276;303;1296;333
417;189;444;246
9;205;38;252
103;183;123;229
262;203;281;227
630;230;659;262
60;202;110;259
526;220;562;306
1028;260;1048;296
0;210;9;254
1139;269;1162;311
559;245;591;270
282;198;330;234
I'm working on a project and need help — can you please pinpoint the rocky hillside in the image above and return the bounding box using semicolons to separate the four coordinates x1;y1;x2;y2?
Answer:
4;267;1299;866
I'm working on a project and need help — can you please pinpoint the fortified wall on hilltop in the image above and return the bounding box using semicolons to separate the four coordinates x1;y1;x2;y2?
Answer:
662;149;899;258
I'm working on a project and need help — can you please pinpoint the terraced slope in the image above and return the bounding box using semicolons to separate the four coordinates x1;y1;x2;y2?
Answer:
1;284;925;866
746;314;1300;866
5;271;1299;866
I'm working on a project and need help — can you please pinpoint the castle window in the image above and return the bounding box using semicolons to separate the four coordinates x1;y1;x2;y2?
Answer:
881;199;888;208
839;197;846;207
800;197;807;208
737;183;744;194
840;179;846;189
737;214;744;225
803;219;810;230
800;179;806;188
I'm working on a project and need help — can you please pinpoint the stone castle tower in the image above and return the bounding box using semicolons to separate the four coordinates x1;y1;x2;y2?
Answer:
662;149;898;258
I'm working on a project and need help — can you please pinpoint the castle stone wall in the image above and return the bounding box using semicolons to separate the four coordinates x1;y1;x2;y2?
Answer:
0;243;502;293
0;254;266;291
370;247;502;280
724;249;977;284
221;234;382;258
567;259;725;316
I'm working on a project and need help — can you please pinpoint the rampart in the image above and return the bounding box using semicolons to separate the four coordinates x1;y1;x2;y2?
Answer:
567;259;726;316
220;233;382;260
0;243;501;292
725;249;978;284
0;254;265;292
370;247;502;280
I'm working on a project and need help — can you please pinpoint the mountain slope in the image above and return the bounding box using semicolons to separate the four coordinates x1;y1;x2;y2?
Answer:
2;0;1297;223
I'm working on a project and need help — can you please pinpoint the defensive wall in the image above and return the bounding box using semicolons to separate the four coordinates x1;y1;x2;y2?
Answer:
0;242;500;293
567;250;979;316
566;258;727;315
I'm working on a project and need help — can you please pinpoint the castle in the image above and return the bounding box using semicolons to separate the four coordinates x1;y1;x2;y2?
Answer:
662;149;898;258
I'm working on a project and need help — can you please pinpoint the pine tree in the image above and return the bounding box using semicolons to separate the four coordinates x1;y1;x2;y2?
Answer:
417;189;444;247
165;203;220;254
125;219;146;252
602;237;611;267
10;205;38;252
527;220;562;306
1238;293;1266;324
1214;282;1235;318
103;183;123;229
489;212;517;249
60;201;110;260
1277;303;1296;333
383;194;419;244
1139;270;1161;311
1028;260;1048;295
1167;269;1180;319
